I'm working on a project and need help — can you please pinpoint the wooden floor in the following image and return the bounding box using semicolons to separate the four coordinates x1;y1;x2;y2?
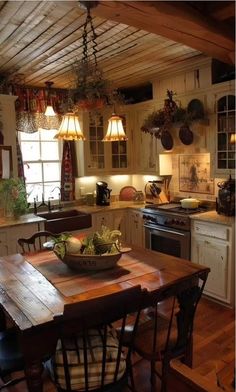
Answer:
2;297;235;392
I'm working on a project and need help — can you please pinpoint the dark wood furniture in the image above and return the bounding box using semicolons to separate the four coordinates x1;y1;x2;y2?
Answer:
167;358;225;392
0;327;25;390
133;273;208;392
18;231;59;253
48;285;145;392
0;247;209;392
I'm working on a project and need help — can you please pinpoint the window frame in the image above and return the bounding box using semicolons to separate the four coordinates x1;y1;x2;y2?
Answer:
18;129;62;203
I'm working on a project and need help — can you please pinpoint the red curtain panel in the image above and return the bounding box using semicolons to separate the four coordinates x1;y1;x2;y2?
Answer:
61;141;77;201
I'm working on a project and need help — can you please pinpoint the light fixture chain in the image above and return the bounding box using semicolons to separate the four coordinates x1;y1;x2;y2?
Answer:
89;13;98;68
82;9;89;64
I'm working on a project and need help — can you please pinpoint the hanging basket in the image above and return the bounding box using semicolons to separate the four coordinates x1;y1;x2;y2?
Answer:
75;98;106;111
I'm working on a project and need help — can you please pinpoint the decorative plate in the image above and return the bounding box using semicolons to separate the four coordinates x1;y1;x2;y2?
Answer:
161;131;173;150
119;186;137;201
179;124;194;145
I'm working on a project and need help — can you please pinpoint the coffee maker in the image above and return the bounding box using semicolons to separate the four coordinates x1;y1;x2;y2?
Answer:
96;181;112;206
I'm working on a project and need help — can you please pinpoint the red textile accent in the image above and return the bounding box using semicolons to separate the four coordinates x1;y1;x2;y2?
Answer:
61;141;77;201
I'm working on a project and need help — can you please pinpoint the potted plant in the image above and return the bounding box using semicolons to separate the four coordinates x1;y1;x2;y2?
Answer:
0;178;29;217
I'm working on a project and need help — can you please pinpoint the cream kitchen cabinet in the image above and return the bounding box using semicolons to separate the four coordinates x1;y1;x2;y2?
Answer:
92;209;127;242
133;104;159;174
77;109;133;176
0;94;18;177
126;210;144;248
191;219;235;306
207;81;235;176
0;221;44;256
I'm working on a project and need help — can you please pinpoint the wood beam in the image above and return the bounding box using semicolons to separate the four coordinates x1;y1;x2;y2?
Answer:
93;1;235;64
210;2;235;21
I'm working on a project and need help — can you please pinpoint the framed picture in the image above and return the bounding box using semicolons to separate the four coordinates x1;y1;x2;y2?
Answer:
179;154;214;194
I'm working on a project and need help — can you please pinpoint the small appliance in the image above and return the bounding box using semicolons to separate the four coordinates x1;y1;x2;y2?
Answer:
216;175;235;216
96;181;112;206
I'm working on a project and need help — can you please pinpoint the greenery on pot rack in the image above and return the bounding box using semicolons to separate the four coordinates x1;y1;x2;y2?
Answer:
52;226;122;259
0;178;29;217
141;90;205;139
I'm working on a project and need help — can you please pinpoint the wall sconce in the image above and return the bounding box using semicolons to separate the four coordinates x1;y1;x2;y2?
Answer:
159;154;173;200
103;113;128;141
54;112;86;141
44;81;56;116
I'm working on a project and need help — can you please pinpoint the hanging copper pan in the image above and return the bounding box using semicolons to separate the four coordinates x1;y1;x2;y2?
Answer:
161;130;173;150
179;124;193;145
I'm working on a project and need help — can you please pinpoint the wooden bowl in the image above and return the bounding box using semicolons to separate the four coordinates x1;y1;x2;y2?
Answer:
55;251;122;271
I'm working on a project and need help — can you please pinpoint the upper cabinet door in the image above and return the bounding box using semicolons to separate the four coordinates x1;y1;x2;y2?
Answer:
79;110;132;176
133;104;161;174
215;92;235;175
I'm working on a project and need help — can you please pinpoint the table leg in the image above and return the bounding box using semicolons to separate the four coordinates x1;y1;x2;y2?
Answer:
24;359;44;392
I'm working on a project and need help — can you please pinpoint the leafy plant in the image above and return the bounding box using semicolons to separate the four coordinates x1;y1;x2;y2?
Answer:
0;178;29;217
72;60;111;111
52;226;122;259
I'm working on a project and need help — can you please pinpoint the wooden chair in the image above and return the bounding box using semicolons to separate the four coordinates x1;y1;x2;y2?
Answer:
18;230;60;253
0;231;62;389
46;285;146;392
133;271;209;392
0;309;25;390
167;358;227;392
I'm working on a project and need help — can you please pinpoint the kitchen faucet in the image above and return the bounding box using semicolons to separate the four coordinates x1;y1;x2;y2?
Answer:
51;186;62;210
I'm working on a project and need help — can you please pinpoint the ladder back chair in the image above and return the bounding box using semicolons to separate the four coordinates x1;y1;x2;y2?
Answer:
0;308;25;390
18;230;60;253
133;271;209;392
46;285;146;392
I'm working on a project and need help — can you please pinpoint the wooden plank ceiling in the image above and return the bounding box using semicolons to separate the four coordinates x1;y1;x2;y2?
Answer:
0;1;234;90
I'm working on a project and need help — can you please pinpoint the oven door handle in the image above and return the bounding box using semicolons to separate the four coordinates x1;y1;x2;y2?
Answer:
144;225;187;237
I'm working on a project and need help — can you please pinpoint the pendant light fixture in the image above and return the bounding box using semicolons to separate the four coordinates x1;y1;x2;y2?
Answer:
44;81;56;116
54;111;85;141
54;91;85;141
103;112;128;141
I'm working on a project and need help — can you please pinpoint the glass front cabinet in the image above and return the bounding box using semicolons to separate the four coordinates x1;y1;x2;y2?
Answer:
216;94;235;173
78;110;132;176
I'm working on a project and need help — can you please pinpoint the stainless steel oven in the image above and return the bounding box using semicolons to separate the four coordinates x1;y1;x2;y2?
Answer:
142;203;210;261
144;223;190;260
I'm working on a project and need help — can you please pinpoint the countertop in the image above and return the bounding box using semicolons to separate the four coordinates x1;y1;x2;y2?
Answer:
0;213;45;228
0;202;145;228
0;201;234;228
190;210;235;226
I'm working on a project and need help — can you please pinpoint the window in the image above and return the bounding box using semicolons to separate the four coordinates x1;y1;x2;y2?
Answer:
19;129;62;203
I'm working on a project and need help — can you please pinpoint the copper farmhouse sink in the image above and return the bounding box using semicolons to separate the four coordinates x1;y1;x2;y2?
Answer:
37;209;92;234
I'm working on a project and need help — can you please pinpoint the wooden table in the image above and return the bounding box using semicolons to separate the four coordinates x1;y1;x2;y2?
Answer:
0;247;209;392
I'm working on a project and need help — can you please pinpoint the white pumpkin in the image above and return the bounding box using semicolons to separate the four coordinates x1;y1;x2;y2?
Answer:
66;237;82;254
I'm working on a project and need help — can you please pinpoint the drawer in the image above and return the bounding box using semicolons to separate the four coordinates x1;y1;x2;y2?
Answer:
193;221;229;240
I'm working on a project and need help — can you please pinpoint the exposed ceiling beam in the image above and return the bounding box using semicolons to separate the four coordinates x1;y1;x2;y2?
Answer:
210;2;235;21
92;1;235;65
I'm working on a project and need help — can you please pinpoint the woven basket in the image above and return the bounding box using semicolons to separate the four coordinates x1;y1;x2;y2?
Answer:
55;252;122;271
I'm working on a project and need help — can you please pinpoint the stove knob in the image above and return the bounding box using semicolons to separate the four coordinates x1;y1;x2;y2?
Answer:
164;219;171;225
150;216;156;222
180;220;186;226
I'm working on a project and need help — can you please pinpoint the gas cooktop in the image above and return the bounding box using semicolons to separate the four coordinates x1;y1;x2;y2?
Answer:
143;203;211;215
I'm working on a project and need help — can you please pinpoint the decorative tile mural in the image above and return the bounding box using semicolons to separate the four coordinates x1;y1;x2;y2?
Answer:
179;154;214;194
